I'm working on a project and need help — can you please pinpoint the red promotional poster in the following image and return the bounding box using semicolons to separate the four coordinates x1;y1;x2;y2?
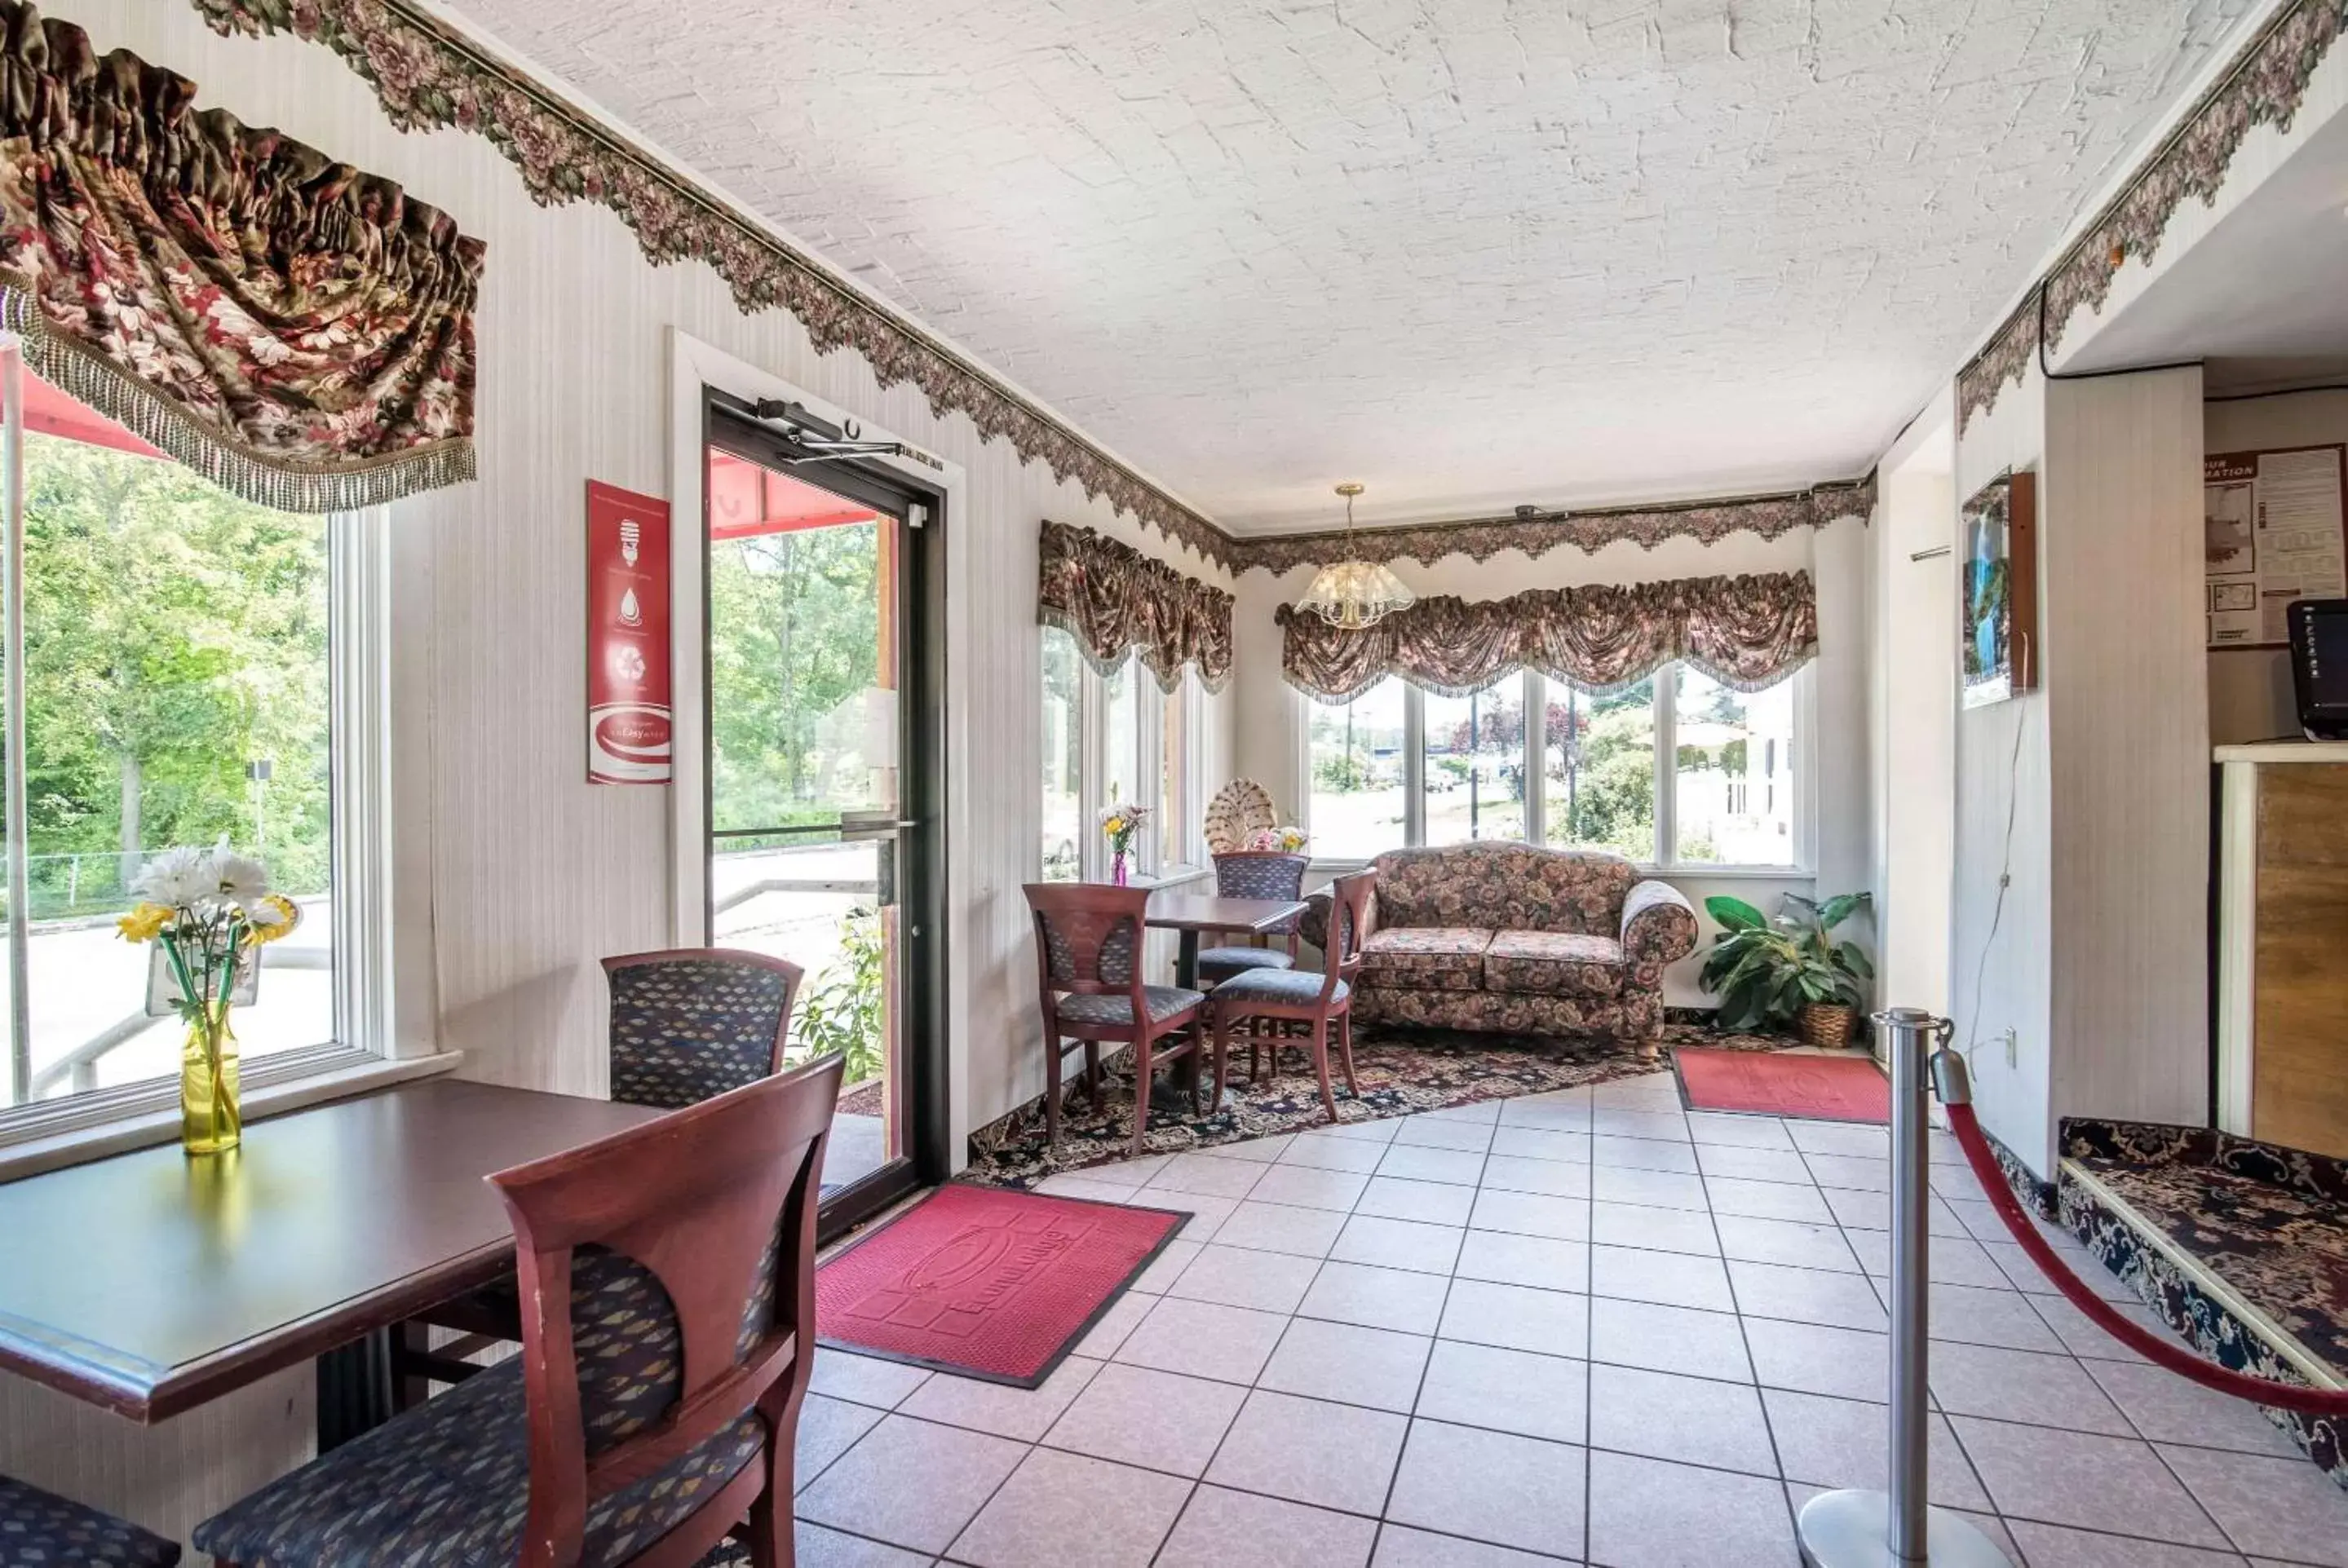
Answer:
586;482;672;784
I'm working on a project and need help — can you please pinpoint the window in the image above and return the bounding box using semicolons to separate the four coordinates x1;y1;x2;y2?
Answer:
2;375;382;1126
1158;670;1201;874
1423;678;1526;844
1307;677;1408;859
1673;665;1797;865
1039;640;1193;881
1041;628;1082;881
1544;676;1656;859
1304;665;1807;870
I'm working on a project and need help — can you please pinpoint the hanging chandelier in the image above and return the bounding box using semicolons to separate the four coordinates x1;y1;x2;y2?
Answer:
1296;482;1416;629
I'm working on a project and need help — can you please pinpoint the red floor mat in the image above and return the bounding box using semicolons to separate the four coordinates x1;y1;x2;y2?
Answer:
816;1184;1186;1386
1674;1046;1889;1124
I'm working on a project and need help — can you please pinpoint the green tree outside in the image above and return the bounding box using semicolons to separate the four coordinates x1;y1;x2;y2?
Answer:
18;435;329;918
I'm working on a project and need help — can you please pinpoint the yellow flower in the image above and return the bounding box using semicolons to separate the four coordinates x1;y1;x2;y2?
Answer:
117;902;172;943
244;894;302;946
1102;816;1124;837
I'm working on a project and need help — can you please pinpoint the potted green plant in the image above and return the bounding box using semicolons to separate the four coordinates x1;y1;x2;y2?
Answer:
1697;890;1874;1047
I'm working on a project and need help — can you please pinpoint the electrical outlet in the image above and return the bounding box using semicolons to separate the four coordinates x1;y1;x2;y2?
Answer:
2003;1027;2019;1068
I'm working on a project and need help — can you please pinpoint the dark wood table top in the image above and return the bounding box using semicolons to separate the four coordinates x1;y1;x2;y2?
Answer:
0;1078;663;1422
1143;892;1307;933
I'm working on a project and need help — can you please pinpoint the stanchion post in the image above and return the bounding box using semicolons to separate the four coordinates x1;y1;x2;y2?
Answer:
1795;1007;2014;1568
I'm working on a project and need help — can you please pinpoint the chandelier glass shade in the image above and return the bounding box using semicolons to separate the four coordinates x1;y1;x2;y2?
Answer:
1297;483;1415;629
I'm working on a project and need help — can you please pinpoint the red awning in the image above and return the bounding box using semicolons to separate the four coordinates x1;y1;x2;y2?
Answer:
18;370;166;458
707;450;880;540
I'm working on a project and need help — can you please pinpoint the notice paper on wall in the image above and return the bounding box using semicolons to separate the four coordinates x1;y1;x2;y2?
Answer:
2204;444;2347;648
586;481;674;784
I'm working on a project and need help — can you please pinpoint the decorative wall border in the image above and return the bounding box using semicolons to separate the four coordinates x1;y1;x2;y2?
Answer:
193;0;1881;570
1957;0;2348;431
1229;474;1875;576
190;0;1242;568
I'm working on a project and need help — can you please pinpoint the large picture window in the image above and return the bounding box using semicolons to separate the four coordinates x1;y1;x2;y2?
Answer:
1039;634;1196;882
1304;665;1809;870
1;373;382;1129
1423;678;1526;846
1307;677;1408;860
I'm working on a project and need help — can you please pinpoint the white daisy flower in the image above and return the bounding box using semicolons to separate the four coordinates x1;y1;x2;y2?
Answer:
209;842;273;915
133;845;215;910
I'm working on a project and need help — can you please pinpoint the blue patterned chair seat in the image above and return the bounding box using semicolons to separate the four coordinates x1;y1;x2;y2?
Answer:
193;1358;759;1568
197;1248;774;1568
1211;969;1347;1006
1197;945;1296;983
1055;985;1203;1027
0;1475;179;1566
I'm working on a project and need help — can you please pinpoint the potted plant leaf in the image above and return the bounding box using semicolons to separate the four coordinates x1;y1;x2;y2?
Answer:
1697;890;1875;1047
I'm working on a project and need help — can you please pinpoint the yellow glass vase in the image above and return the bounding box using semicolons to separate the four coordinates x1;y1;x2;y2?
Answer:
180;1000;241;1155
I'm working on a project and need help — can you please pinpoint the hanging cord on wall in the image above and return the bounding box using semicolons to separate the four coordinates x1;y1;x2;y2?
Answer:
2033;285;2205;386
1961;704;2029;1075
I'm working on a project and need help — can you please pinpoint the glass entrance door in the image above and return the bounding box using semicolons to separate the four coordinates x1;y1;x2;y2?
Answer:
702;408;940;1222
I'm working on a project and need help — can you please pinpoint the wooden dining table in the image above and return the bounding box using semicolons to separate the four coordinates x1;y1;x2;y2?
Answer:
0;1078;662;1442
1144;889;1308;1110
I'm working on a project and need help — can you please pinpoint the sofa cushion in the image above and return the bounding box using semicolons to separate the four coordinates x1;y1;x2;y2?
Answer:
1484;930;1641;998
1370;842;1635;934
1359;926;1492;991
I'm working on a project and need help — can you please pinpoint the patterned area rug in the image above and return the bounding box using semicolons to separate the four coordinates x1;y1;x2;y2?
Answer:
964;1021;1791;1190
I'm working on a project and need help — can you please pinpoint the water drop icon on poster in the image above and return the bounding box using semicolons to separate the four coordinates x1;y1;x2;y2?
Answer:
619;586;642;627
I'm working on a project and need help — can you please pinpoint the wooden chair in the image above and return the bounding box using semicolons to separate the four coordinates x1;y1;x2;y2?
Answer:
0;1473;179;1566
395;948;805;1400
1212;870;1375;1124
1195;851;1309;984
1024;883;1207;1154
196;1056;844;1568
603;948;803;1110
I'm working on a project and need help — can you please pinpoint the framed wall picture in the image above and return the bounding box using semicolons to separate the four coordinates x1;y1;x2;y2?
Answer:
1960;470;2038;709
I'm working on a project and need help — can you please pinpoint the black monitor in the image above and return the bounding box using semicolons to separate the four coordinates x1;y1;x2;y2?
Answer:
2288;598;2348;740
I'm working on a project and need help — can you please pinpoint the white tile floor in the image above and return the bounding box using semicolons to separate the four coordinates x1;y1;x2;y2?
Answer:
791;1074;2348;1567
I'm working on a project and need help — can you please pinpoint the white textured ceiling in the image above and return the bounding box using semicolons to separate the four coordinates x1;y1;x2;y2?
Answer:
449;0;2257;531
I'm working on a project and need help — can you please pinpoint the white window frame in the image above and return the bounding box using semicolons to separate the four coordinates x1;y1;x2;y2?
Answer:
1304;664;1813;877
0;427;403;1152
1043;642;1202;886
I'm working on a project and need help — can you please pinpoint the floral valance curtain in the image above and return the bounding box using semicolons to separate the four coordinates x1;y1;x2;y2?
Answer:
0;1;482;511
1277;571;1818;703
1039;520;1234;693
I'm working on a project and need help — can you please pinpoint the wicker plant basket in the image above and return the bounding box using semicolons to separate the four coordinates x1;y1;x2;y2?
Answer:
1797;1002;1857;1051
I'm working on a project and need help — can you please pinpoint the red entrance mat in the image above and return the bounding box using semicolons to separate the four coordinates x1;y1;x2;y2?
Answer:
816;1184;1187;1387
1674;1046;1890;1124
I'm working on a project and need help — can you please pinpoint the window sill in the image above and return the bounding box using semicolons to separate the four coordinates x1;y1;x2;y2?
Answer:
1135;865;1212;892
0;1050;465;1182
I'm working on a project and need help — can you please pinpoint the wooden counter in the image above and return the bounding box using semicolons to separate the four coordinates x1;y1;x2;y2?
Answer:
2215;741;2348;1157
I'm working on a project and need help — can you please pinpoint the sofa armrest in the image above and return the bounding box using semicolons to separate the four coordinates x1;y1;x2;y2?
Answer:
1621;879;1699;965
1298;891;1332;952
1297;885;1377;954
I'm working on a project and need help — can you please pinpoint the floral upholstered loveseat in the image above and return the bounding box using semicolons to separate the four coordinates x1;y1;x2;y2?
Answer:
1303;842;1699;1057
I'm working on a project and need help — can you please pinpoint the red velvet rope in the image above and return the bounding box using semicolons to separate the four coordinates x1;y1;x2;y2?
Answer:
1943;1102;2348;1417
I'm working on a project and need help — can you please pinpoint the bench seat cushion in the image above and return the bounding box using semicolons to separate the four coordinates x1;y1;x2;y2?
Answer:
1359;927;1491;991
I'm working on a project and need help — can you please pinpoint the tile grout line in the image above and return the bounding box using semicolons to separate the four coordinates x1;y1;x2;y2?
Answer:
827;1095;2337;1567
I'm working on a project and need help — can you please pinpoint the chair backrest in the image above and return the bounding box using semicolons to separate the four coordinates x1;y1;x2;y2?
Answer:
1023;882;1149;1014
1322;870;1377;994
603;947;803;1109
1213;851;1308;934
491;1054;842;1568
